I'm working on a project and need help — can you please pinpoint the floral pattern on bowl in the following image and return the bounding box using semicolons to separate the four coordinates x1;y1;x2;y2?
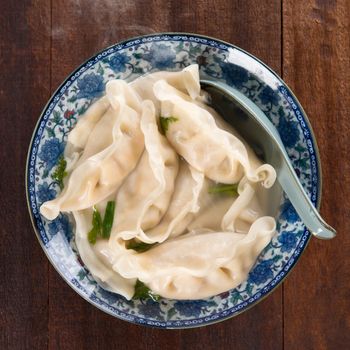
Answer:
26;33;321;328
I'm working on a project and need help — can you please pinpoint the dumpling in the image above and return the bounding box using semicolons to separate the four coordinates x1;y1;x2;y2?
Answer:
40;82;144;220
112;100;179;243
130;64;201;112
73;107;119;165
65;80;143;165
106;79;142;113
153;80;276;187
65;96;110;158
112;217;276;299
145;160;205;243
74;80;143;165
73;205;135;300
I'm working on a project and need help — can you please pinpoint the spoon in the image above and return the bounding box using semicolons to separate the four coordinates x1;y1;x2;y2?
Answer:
201;79;336;240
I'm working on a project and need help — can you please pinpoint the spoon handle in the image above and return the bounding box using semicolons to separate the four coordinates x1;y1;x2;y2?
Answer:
278;158;336;239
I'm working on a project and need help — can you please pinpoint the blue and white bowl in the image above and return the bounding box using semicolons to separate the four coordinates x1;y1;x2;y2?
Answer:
26;33;321;328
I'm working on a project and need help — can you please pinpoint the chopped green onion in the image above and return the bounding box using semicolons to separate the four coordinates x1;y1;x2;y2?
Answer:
126;239;156;253
102;201;116;239
132;279;160;301
159;116;178;134
51;156;67;190
88;206;102;244
208;183;239;196
87;228;98;245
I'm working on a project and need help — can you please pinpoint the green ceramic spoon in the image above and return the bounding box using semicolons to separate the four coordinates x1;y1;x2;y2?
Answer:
201;79;336;240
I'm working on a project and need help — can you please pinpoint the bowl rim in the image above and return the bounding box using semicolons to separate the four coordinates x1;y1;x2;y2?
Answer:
25;32;322;328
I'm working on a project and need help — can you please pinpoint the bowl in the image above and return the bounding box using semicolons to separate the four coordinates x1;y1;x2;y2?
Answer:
26;33;321;328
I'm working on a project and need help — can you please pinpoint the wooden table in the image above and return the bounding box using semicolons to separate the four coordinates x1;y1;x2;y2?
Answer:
1;1;349;349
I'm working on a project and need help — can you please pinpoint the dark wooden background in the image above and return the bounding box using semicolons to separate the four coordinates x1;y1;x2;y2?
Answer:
1;0;349;349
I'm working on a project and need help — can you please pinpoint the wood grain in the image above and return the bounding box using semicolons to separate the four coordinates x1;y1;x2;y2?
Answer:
283;0;350;349
48;1;282;350
0;0;51;349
